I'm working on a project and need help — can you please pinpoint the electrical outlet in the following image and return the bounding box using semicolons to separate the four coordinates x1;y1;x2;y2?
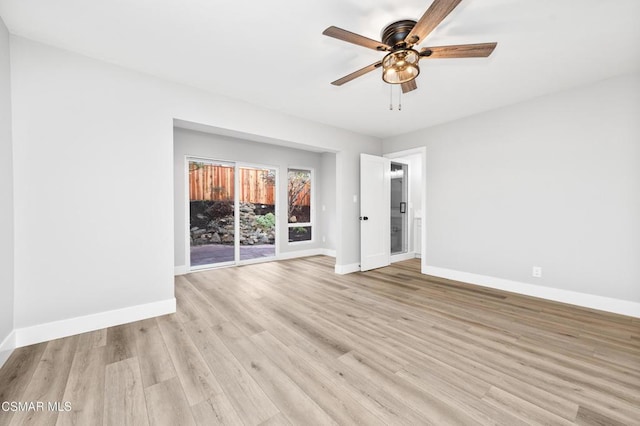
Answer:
532;266;542;278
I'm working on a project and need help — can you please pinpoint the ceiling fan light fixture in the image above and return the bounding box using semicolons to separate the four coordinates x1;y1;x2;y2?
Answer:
382;49;420;84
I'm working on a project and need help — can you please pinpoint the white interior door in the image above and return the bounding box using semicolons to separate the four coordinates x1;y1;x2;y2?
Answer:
360;153;390;271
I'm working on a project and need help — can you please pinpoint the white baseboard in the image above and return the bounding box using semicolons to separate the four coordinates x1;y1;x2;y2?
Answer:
335;263;360;275
0;330;16;369
424;266;640;319
15;298;176;348
278;248;325;260
320;249;336;257
175;265;188;276
391;252;417;263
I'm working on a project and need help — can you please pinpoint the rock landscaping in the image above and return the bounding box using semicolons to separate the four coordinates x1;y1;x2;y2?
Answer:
190;201;275;246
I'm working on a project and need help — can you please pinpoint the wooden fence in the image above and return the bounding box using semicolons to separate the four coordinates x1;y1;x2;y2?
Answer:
189;164;310;206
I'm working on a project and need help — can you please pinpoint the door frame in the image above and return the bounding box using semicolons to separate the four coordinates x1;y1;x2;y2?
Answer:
384;147;427;272
185;156;279;271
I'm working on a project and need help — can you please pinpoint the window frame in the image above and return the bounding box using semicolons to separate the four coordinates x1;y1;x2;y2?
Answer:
287;167;314;245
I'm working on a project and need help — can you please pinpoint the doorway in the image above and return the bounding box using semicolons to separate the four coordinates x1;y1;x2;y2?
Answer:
385;149;424;264
390;162;408;255
188;158;277;270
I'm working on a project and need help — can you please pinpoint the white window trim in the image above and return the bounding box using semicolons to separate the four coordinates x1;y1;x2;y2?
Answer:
287;167;314;245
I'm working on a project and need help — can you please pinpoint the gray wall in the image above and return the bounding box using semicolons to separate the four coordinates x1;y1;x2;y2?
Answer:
384;73;640;302
174;127;333;268
320;152;337;251
0;17;14;354
9;36;378;337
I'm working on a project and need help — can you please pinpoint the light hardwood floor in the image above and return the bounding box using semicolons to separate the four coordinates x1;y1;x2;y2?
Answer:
1;257;639;425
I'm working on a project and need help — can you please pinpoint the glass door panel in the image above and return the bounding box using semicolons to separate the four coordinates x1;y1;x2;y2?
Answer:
390;162;408;254
239;167;276;261
189;160;235;268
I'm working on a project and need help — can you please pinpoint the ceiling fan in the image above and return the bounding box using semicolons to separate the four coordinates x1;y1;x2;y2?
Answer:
322;0;497;94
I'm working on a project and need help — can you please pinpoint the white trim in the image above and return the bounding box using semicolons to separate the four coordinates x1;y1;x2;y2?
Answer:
391;252;417;263
184;156;192;270
236;163;280;264
384;146;427;275
186;157;280;271
424;266;640;319
321;248;336;257
287;167;315;245
182;248;334;274
0;330;16;369
14;298;176;348
384;147;425;160
187;249;334;273
335;263;360;275
277;248;325;260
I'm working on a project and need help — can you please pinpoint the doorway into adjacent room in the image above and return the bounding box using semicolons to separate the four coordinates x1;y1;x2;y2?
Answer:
390;161;408;255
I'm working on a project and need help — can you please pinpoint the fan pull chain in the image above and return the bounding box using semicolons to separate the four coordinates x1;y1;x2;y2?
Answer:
389;85;403;111
389;84;393;110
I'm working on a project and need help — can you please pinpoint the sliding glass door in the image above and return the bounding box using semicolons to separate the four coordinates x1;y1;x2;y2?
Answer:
188;159;235;268
239;167;276;261
188;158;277;269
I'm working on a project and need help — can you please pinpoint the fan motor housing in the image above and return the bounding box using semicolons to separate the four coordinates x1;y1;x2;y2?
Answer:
381;20;417;48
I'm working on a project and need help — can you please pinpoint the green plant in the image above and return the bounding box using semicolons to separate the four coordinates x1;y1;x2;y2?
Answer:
255;212;276;230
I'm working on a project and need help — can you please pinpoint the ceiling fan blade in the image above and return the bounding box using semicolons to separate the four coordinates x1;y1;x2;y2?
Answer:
420;42;497;58
323;26;391;51
331;61;383;86
405;0;463;45
401;80;418;93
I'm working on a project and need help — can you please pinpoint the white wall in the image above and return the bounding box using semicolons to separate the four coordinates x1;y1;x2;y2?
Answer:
384;73;640;306
173;128;331;268
9;36;380;343
0;16;14;364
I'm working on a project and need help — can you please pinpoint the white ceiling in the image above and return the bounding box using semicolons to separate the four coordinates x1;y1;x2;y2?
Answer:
1;0;639;139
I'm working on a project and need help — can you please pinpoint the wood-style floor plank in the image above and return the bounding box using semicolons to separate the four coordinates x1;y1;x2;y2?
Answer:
8;336;78;426
250;331;387;426
103;357;149;426
105;324;137;364
1;257;638;425
155;314;222;406
55;346;107;426
190;394;243;426
144;377;195;426
0;342;47;426
183;319;279;425
131;320;177;388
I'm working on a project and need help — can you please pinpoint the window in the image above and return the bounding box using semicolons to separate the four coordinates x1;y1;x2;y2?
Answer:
287;168;312;242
